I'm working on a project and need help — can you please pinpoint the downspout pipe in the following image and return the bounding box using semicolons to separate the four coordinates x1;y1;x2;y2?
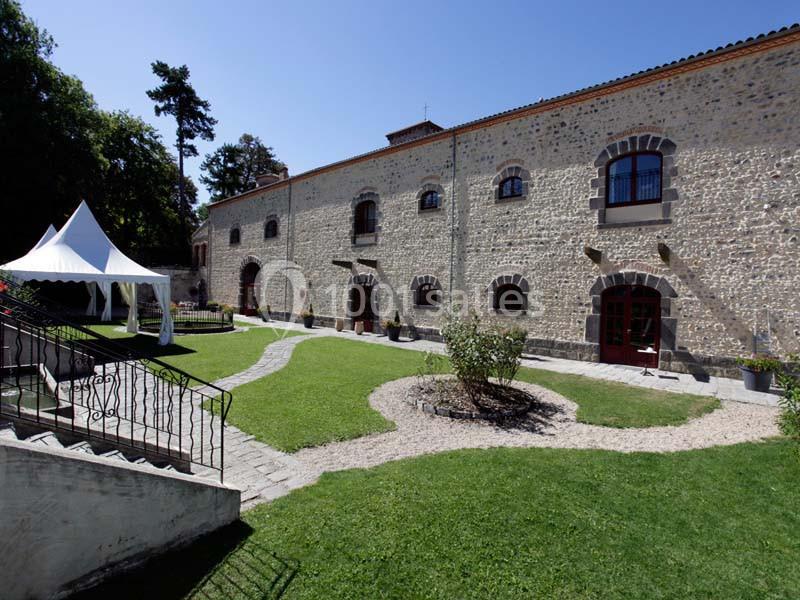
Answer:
448;131;457;308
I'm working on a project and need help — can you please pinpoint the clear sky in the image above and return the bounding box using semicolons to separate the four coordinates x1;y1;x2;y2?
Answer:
20;0;799;204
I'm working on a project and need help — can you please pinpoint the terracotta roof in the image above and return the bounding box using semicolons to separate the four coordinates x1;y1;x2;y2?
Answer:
210;23;800;210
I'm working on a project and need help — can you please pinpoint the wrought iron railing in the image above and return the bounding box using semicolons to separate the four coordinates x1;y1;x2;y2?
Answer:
139;302;233;331
607;168;661;204
0;289;232;482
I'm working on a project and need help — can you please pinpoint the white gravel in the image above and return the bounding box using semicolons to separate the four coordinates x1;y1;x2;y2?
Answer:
294;376;780;476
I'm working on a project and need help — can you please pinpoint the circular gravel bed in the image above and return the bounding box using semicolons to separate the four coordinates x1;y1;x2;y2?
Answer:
294;376;780;476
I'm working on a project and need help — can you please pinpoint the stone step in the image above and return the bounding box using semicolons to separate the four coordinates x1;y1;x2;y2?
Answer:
26;431;64;449
66;441;95;455
0;421;17;441
99;449;129;463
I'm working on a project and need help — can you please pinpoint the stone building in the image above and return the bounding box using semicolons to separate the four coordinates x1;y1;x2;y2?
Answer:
202;25;800;378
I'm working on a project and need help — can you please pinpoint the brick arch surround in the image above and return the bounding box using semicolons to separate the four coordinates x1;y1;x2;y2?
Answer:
487;274;530;311
410;274;442;307
238;255;263;311
589;134;679;225
491;161;531;203
416;183;445;212
585;271;679;358
347;273;379;317
350;190;382;244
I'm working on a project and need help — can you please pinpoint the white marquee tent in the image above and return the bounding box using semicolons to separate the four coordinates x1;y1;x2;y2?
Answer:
31;224;58;250
1;201;173;345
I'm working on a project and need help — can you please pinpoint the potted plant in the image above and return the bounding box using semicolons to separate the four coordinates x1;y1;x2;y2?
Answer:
736;354;781;392
335;317;344;332
261;304;272;322
382;310;402;342
354;320;364;335
301;304;315;329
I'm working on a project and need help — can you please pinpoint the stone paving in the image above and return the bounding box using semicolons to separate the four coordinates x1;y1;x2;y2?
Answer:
197;317;782;509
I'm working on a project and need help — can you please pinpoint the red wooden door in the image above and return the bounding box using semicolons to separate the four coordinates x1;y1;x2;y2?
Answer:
600;285;660;368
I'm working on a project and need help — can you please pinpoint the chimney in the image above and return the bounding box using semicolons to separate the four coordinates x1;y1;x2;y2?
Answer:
386;120;444;146
279;166;289;180
255;173;280;187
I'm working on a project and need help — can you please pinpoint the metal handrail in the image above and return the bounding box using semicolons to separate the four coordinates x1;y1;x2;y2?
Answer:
0;287;231;481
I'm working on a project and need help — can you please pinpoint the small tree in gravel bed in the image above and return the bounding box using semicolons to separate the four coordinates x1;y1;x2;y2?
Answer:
441;312;493;398
441;312;527;399
487;326;528;388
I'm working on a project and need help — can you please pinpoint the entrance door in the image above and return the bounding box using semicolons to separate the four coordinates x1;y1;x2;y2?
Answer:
600;285;660;368
240;263;261;316
349;284;375;332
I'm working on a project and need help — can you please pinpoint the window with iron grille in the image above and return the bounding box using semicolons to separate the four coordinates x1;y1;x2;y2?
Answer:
606;152;662;206
499;176;523;199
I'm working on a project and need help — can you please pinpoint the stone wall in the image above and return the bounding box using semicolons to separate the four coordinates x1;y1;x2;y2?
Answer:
0;438;239;600
207;35;800;375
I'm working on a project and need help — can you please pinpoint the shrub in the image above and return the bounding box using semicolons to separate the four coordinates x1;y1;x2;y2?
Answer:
221;304;235;317
300;304;314;319
382;310;401;330
441;312;494;396
206;301;220;312
736;354;782;372
487;326;528;387
776;354;800;459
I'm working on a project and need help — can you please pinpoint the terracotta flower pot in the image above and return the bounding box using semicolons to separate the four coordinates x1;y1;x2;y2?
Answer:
354;321;364;335
335;318;344;332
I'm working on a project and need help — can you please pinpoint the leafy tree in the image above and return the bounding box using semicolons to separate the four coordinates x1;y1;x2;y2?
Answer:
200;133;284;201
146;61;216;225
0;0;104;262
93;110;195;264
199;143;243;201
195;202;210;222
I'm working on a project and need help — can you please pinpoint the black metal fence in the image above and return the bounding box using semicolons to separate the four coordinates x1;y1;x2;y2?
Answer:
0;289;232;481
139;302;233;332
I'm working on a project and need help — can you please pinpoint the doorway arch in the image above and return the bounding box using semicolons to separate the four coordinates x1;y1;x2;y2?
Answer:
239;258;262;316
600;285;661;367
348;273;378;333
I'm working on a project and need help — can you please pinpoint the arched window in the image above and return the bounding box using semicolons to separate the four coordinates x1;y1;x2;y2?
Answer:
419;190;440;211
354;200;376;235
264;219;278;239
606;152;662;206
499;176;523;200
416;282;441;307
493;283;526;314
229;227;240;245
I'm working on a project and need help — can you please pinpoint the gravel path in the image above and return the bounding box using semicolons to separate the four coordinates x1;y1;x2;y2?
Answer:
294;377;780;476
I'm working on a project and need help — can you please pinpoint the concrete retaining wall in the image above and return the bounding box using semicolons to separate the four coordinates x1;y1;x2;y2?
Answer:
0;438;240;600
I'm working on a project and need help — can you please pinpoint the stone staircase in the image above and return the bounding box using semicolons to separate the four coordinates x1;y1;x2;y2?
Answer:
0;418;182;473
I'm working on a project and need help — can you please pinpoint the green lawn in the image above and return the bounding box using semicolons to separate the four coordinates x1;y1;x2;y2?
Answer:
517;368;719;428
222;337;719;452
223;337;449;452
79;440;800;599
87;322;303;383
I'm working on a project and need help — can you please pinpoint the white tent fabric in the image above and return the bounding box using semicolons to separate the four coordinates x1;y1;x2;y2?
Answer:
1;201;173;345
85;282;97;317
32;225;58;250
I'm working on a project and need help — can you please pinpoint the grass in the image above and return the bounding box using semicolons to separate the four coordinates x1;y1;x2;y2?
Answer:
78;440;800;599
517;367;720;428
222;337;449;452
86;322;303;382
222;337;719;451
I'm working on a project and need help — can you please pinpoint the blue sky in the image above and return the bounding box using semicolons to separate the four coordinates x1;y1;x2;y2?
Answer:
21;0;798;204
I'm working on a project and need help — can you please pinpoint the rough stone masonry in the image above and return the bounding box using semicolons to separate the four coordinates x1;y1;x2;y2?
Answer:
201;26;800;378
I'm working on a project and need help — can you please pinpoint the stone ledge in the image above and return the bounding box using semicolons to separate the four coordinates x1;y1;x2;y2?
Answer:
597;218;672;230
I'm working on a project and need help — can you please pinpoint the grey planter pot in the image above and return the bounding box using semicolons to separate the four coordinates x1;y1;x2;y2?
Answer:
303;315;315;329
740;366;773;392
386;326;401;342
